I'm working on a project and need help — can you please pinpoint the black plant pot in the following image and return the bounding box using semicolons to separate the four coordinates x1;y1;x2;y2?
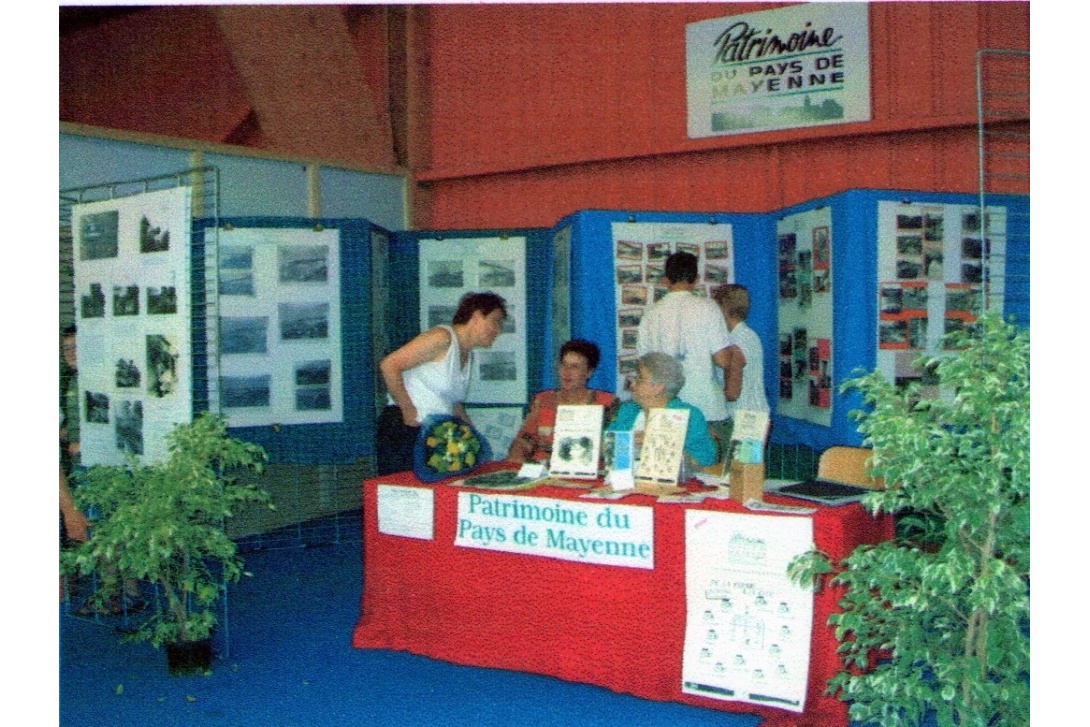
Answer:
165;638;213;676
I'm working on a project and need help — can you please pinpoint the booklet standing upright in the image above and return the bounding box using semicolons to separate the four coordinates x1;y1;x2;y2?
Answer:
548;404;605;479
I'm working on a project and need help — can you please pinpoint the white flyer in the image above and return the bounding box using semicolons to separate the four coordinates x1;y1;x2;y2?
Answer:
377;484;435;540
548;404;604;479
682;509;814;712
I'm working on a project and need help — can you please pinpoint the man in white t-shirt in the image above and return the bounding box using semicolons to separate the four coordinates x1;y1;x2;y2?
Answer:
636;251;734;459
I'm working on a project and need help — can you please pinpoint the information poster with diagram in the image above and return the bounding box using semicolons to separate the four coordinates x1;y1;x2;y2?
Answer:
217;227;343;427
418;237;527;405
72;186;193;466
610;221;734;390
682;510;814;712
776;207;833;425
876;201;1006;393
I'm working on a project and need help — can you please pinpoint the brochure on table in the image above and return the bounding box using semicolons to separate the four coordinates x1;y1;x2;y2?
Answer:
635;407;690;486
682;510;815;712
548;404;604;479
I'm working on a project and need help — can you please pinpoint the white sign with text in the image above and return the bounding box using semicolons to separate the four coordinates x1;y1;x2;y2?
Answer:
454;492;654;569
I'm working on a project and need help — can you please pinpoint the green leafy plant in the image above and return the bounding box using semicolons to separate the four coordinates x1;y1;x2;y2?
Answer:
790;313;1029;727
62;413;272;649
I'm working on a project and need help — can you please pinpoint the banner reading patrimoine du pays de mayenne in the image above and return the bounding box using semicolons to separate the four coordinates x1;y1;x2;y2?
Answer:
686;2;870;138
455;492;655;569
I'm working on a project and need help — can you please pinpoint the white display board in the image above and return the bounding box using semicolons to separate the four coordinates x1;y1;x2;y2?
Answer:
217;227;344;427
875;201;1007;393
610;221;735;391
775;207;833;426
72;186;193;465
418;236;527;404
682;510;814;712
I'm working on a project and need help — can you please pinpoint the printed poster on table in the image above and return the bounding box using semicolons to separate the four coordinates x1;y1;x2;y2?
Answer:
686;2;871;138
217;227;343;427
419;237;527;405
682;509;814;712
776;207;833;426
72;186;193;465
876;201;1007;394
610;221;734;390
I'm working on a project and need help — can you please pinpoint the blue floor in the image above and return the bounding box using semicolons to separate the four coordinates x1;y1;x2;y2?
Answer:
60;538;766;727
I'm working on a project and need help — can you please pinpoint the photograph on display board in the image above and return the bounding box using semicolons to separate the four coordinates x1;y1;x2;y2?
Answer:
778;233;797;299
146;286;177;315
81;283;106;319
427;259;465;288
146;334;179;398
221;375;271;409
113;285;140;316
280;302;330;341
115;357;140;388
85;391;109;424
295;359;332;411
115;400;144;456
221;317;269;354
79;210;119;260
480;259;517;288
219;246;255;296
279;244;329;283
616;238;643;261
139;214;171;253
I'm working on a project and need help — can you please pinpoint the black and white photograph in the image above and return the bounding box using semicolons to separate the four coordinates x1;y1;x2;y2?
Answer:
961;263;983;284
615;239;643;261
280;302;330;340
621;327;639;350
961;211;981;233
428;305;457;329
812;269;829;293
219;246;255;296
222;375;272;408
652;285;670;303
556;436;595;468
147;286;177;315
427;259;464;288
479;259;516;288
115;358;140;388
908;317;927;348
646;263;665;284
279;244;329;283
478;351;518;381
295;360;332;411
81;282;106;318
79;209;119;260
221;316;269;354
146;334;179;397
114;399;143;455
500;304;516;334
961;237;983;260
946;287;981;315
139;214;170;253
85;391;109;424
879;320;908;346
896;260;922;279
113;284;140;316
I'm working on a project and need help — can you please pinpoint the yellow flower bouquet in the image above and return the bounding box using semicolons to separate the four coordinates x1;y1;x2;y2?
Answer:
413;415;491;482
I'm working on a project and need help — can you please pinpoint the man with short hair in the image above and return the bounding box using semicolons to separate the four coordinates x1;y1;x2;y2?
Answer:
636;251;733;460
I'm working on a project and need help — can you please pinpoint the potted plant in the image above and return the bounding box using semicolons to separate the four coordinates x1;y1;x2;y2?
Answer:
790;312;1029;727
62;412;272;675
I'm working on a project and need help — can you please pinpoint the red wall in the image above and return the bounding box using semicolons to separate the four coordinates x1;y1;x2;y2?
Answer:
415;2;1029;229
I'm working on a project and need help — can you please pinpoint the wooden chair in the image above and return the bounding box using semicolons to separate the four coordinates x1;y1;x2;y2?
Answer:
817;446;884;489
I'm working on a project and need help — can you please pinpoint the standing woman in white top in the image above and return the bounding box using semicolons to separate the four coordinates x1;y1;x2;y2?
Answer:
711;284;770;459
376;291;507;474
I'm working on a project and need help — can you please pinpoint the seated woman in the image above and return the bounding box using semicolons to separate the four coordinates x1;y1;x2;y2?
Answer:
607;351;717;468
507;339;616;463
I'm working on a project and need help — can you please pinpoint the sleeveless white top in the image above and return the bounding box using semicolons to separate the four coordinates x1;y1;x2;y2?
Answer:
388;325;471;421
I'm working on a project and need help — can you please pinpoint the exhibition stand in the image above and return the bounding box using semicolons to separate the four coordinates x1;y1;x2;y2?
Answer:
352;464;894;726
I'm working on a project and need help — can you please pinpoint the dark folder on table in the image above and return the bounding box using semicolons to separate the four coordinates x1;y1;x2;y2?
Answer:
765;478;873;506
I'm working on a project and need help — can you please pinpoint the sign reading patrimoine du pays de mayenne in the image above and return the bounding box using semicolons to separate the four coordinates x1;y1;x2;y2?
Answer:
686;2;871;138
455;492;655;569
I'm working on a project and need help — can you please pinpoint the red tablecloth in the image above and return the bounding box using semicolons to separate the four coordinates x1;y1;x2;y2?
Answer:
352;465;893;726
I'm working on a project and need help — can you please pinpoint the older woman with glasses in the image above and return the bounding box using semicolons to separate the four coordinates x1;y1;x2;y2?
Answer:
607;351;717;468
